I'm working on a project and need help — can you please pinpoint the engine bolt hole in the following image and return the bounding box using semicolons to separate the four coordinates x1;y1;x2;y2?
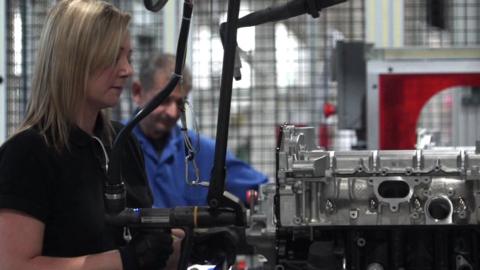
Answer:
356;238;366;247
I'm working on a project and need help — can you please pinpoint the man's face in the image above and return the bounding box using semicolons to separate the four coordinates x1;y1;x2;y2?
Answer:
136;71;186;139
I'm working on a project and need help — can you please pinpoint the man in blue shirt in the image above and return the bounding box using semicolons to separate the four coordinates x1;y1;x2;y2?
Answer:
131;53;268;208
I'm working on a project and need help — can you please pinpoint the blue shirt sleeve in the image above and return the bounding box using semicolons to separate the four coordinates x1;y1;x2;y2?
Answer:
194;133;268;203
134;125;268;208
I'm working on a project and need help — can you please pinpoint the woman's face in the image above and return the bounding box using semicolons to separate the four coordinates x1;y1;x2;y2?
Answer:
85;34;133;112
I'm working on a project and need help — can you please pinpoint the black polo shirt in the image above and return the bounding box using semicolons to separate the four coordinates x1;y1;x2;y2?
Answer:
0;122;152;257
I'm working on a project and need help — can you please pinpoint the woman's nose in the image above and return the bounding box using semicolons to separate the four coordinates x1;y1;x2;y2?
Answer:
119;57;133;78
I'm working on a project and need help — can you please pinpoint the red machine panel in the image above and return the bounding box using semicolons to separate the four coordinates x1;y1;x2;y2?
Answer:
379;73;480;149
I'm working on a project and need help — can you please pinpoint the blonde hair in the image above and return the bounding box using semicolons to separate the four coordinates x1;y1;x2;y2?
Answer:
17;0;131;151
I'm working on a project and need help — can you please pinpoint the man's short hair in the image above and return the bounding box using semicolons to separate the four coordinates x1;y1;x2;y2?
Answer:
138;53;192;95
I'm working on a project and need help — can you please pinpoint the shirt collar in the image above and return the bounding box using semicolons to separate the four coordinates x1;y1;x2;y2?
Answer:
70;116;106;147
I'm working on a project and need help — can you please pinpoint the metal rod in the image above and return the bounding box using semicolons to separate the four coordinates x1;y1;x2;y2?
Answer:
207;0;241;209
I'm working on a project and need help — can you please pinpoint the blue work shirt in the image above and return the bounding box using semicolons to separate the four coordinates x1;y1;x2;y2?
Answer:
132;125;268;208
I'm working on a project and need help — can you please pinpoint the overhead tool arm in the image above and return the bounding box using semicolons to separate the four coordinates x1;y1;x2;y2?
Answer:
105;0;245;268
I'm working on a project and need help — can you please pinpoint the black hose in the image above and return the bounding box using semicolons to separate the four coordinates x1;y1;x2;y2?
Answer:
105;0;193;214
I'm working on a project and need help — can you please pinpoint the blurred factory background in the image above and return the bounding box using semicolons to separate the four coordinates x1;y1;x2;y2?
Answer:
1;0;479;178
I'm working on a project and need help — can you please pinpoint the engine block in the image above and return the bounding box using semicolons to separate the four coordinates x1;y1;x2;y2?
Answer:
276;125;480;227
246;125;480;270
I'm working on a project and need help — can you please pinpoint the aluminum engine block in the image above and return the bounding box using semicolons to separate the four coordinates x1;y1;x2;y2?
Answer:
244;125;480;270
272;125;480;227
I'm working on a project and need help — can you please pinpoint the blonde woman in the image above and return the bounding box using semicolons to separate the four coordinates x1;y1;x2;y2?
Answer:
0;0;173;269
